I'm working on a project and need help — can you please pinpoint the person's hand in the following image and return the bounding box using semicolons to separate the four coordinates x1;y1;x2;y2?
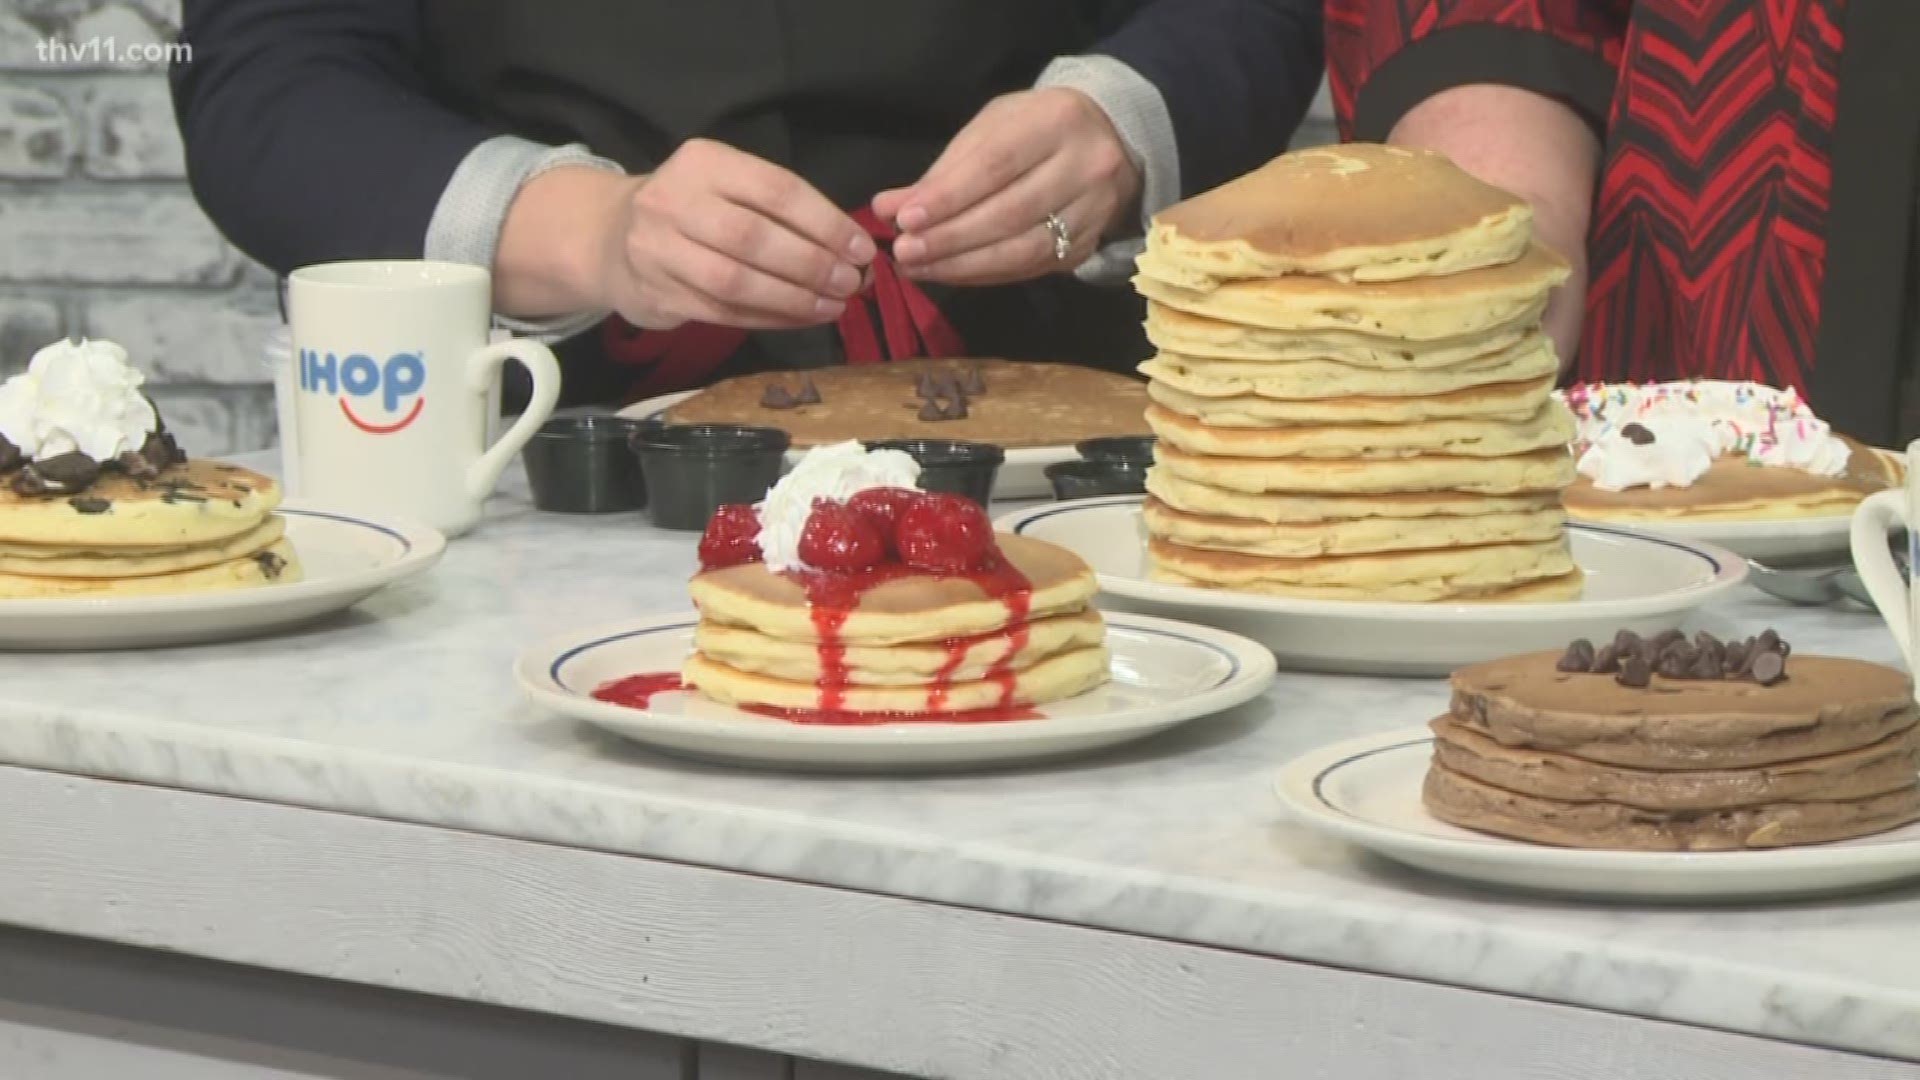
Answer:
872;88;1141;286
592;139;876;331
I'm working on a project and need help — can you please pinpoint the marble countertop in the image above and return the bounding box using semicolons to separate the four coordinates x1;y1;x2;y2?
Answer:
2;471;1917;1062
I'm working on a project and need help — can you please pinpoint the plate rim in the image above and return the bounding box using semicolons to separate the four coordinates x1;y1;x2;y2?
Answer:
617;389;1086;467
515;608;1278;745
996;495;1749;621
1275;726;1920;874
0;499;446;617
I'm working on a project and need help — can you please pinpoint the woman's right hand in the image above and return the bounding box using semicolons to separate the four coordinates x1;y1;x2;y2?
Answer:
497;139;876;331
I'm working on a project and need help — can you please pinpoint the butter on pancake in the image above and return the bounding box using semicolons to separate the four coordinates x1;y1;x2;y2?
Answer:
1563;381;1900;521
1141;144;1534;286
1427;639;1920;850
662;358;1148;450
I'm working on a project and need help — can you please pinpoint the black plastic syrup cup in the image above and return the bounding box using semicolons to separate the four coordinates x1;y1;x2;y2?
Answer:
864;439;1005;507
632;424;790;530
1045;459;1150;500
521;415;654;514
1074;435;1157;465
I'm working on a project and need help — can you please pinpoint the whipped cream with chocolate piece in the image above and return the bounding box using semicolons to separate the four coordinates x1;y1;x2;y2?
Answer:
0;338;183;496
1563;381;1850;492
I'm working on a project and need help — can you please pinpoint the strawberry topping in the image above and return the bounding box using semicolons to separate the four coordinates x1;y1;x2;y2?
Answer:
697;504;763;569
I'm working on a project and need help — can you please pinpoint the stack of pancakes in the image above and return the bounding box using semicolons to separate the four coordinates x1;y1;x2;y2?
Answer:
0;460;299;598
1132;144;1582;602
1428;647;1920;850
685;534;1109;714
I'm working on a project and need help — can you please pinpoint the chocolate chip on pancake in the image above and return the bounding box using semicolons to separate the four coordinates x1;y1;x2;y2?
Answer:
0;434;19;474
1620;421;1656;445
759;384;800;410
66;496;110;515
795;375;822;405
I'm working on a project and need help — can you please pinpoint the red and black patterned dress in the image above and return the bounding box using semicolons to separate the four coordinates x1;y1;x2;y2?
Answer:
1324;0;1920;445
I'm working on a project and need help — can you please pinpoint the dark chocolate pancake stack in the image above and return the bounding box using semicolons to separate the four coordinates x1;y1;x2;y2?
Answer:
1425;632;1920;850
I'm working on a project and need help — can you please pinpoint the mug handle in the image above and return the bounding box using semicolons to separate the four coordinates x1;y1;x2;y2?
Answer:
465;337;562;502
1851;489;1911;658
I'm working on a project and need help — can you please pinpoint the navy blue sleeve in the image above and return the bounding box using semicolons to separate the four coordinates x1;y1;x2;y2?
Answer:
170;0;499;274
1093;0;1324;198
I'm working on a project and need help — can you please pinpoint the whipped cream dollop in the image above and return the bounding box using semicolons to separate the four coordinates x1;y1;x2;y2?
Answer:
756;440;921;572
0;338;158;463
1564;381;1851;492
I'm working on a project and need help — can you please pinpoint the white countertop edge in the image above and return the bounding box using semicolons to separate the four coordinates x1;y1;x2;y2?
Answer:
3;694;1915;1062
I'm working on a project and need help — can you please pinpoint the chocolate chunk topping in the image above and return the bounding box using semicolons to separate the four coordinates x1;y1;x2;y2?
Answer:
0;434;19;474
1562;629;1792;686
1616;655;1652;688
795;375;822;405
9;469;48;496
759;384;799;410
115;449;159;480
66;496;111;515
1621;422;1656;445
960;364;986;396
254;550;287;579
1556;638;1595;673
1649;629;1686;652
159;489;207;504
917;396;968;422
1750;650;1787;685
37;451;101;489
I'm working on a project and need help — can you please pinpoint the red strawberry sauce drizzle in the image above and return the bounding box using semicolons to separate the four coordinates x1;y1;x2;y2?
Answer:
590;672;685;710
788;554;1034;721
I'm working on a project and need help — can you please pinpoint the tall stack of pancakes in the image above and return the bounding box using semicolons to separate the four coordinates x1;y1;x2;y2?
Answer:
0;460;298;598
1132;144;1583;602
686;534;1108;714
1429;637;1920;850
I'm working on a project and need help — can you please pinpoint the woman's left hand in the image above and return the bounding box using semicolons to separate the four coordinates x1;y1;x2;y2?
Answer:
872;88;1141;286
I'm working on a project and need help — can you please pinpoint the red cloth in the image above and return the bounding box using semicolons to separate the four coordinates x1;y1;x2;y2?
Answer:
1326;0;1843;394
602;207;964;398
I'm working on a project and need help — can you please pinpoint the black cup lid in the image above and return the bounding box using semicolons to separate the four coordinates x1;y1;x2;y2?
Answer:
632;423;791;456
864;438;1006;467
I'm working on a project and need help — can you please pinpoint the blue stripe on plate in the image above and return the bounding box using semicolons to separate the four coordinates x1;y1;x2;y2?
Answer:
1311;737;1433;817
279;508;413;553
548;620;1241;694
1011;499;1723;575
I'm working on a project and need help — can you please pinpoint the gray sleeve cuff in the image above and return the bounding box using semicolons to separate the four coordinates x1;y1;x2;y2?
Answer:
423;135;627;341
1036;54;1179;284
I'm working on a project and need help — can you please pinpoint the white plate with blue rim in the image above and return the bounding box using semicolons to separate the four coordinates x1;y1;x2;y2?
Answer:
618;389;1072;500
1276;727;1920;900
516;610;1276;770
996;496;1748;676
0;500;445;650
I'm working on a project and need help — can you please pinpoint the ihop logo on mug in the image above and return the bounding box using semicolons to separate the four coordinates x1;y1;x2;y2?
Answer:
299;349;427;434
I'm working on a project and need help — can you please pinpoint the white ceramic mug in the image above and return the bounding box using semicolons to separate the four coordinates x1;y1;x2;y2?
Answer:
1850;442;1918;663
287;260;561;536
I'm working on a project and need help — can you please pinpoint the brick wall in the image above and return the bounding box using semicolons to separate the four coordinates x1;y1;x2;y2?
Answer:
0;0;278;457
0;0;1338;458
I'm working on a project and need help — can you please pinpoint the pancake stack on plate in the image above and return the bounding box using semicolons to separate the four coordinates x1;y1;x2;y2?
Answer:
686;534;1109;715
0;460;299;599
1429;635;1920;850
1132;144;1583;602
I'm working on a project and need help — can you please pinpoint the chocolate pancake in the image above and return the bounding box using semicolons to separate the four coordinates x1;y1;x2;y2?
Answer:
1424;762;1920;851
661;359;1149;449
1451;651;1919;770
